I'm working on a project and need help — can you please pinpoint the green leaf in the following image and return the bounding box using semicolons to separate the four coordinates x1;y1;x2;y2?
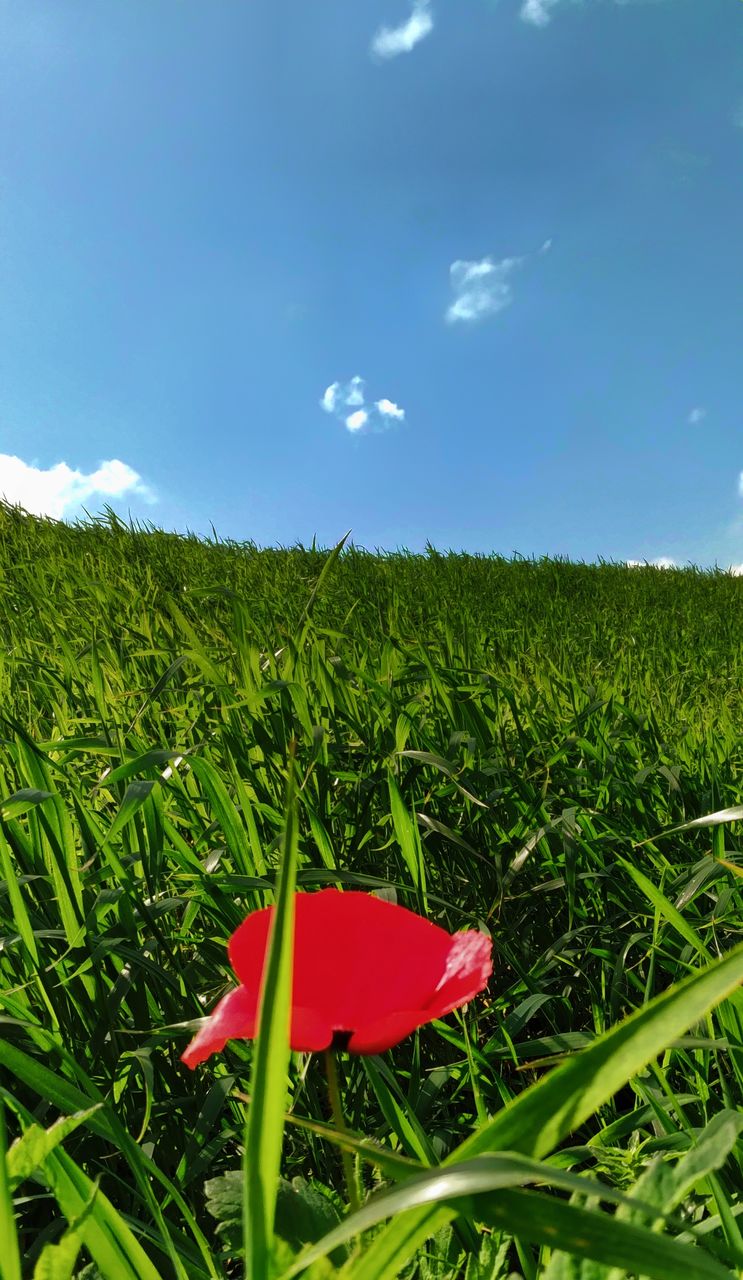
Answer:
42;1146;162;1280
340;940;743;1280
207;1170;347;1263
477;1188;734;1280
32;1182;98;1280
285;1111;421;1181
103;780;156;845
295;531;350;633
0;823;39;962
638;805;743;845
243;758;300;1280
0;787;53;819
388;774;425;892
7;1106;102;1185
0;1101;22;1280
284;1153;729;1279
275;1178;347;1261
619;859;711;962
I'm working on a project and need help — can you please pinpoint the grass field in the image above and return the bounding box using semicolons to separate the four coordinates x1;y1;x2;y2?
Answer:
1;502;742;1279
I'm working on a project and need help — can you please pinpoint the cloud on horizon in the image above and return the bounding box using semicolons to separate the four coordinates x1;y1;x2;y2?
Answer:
627;556;677;569
371;0;434;59
0;454;153;520
321;377;406;434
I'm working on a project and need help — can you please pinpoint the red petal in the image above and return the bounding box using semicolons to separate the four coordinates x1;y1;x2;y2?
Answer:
181;984;257;1069
229;889;457;1031
181;985;336;1067
425;931;493;1021
349;932;492;1053
348;1009;429;1055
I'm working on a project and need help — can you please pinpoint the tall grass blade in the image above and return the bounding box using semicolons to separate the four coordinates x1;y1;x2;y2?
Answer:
242;752;300;1279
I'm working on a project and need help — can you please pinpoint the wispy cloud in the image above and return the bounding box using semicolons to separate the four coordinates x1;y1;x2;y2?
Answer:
521;0;673;28
688;407;707;425
0;454;153;520
320;377;406;434
371;0;434;59
520;0;560;27
738;471;743;498
446;255;524;324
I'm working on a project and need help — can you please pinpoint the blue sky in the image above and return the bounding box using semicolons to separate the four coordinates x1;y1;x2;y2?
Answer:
1;0;742;566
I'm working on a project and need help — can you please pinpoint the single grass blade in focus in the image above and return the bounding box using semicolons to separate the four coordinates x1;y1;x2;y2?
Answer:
242;749;300;1280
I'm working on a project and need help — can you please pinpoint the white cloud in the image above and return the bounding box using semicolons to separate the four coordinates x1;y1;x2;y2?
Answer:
626;556;676;570
446;255;523;323
371;0;434;59
0;454;152;520
375;398;405;421
321;383;339;413
520;0;560;26
345;376;366;406
521;0;659;27
688;407;707;425
321;376;405;433
346;410;369;432
728;563;743;576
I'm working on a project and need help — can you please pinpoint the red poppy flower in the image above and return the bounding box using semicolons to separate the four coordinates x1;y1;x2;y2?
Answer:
181;889;492;1067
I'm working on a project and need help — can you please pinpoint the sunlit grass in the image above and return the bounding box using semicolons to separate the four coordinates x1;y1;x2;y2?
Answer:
0;502;741;1277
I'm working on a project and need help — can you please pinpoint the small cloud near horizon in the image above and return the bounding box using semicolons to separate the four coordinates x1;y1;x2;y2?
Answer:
0;454;153;520
371;0;433;59
627;556;677;570
321;377;406;434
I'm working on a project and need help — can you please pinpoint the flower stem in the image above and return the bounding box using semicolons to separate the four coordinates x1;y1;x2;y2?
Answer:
324;1048;360;1213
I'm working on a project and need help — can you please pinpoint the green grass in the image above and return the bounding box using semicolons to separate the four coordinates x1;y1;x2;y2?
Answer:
0;501;742;1278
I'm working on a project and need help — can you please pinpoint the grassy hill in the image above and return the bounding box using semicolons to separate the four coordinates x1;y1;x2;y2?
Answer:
1;503;742;1278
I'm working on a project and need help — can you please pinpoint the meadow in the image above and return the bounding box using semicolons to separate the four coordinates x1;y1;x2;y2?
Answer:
1;501;742;1279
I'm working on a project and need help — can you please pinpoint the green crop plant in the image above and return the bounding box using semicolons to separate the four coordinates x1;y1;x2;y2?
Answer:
0;502;741;1278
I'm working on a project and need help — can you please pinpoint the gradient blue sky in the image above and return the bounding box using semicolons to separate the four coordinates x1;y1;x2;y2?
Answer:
1;0;742;565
